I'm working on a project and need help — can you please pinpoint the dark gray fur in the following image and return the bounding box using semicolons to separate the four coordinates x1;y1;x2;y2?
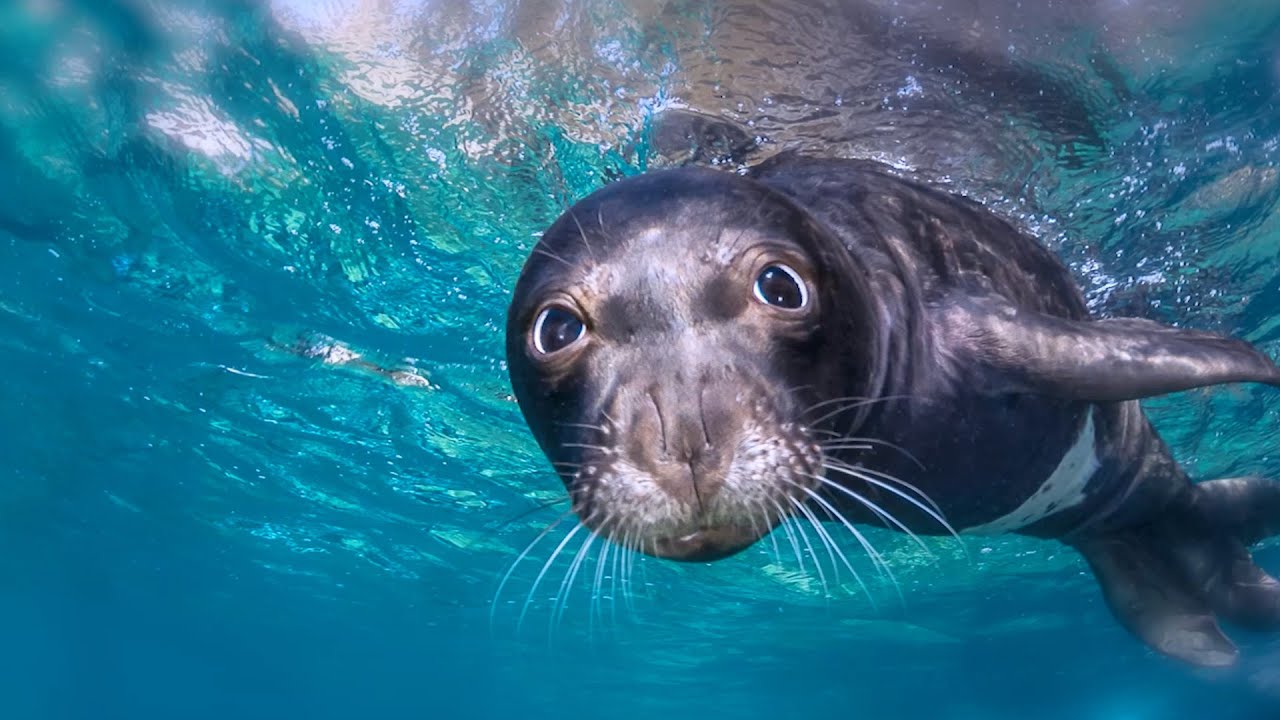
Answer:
506;154;1280;667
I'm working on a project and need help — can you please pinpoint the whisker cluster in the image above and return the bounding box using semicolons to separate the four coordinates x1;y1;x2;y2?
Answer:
490;434;967;634
802;394;910;428
821;460;964;556
491;514;650;637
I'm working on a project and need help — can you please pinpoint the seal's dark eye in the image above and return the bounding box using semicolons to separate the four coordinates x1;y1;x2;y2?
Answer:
753;264;808;310
532;306;586;355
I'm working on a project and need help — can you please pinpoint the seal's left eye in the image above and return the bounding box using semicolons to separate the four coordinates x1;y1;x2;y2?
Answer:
532;306;585;355
753;264;808;310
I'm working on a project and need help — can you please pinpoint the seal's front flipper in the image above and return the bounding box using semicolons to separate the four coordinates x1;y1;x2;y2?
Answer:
941;294;1280;401
1076;533;1239;667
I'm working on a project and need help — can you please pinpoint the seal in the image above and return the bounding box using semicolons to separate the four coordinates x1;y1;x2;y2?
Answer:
505;152;1280;667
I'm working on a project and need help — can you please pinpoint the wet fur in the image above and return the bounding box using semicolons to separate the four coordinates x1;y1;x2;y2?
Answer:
506;153;1280;667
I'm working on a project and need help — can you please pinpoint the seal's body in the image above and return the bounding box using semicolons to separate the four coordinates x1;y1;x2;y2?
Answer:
753;157;1192;540
506;153;1280;667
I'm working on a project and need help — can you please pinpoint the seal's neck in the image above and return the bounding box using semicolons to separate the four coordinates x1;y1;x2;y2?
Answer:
834;254;941;448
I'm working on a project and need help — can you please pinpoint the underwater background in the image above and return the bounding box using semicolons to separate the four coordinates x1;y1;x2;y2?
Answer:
5;0;1280;717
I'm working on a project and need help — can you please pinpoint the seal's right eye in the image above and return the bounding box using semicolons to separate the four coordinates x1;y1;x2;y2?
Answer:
532;306;586;355
753;263;808;310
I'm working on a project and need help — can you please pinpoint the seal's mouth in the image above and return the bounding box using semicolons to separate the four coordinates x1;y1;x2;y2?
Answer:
650;525;759;562
550;364;827;564
567;413;825;563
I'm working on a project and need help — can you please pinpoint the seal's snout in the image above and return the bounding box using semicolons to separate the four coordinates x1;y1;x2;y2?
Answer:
568;362;821;562
623;375;736;511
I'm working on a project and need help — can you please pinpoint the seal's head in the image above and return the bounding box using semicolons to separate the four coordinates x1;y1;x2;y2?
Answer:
506;168;883;561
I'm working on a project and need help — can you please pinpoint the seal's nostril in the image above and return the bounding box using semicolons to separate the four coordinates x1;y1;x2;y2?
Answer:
688;458;707;515
648;386;667;456
698;384;713;447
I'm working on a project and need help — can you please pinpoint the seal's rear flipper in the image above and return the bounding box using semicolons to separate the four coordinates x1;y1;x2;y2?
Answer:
1076;533;1239;667
1190;476;1280;546
942;294;1280;401
1190;477;1280;628
1076;477;1280;667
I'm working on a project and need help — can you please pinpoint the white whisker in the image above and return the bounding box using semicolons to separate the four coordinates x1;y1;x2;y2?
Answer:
753;499;783;565
490;510;573;628
780;482;877;606
823;461;965;554
590;515;615;636
552;525;601;631
519;522;585;631
609;526;623;623
767;496;809;579
790;494;857;592
821;436;927;471
805;395;909;427
789;476;902;604
532;245;573;268
802;394;909;417
817;442;874;452
565;209;597;261
555;421;607;433
823;455;943;516
622;529;638;612
812;471;937;561
785;496;830;598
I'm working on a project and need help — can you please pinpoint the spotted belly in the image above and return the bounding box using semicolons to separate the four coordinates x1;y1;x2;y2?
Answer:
962;408;1101;535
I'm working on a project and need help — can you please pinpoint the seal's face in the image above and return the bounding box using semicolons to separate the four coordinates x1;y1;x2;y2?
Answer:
506;169;880;561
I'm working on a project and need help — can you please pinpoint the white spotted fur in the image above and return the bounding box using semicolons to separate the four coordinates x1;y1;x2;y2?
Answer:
963;409;1100;535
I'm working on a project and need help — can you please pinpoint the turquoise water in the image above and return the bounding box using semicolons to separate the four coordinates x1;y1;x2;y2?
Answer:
5;1;1280;718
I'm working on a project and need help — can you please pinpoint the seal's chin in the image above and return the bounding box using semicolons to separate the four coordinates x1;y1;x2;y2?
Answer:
650;526;759;562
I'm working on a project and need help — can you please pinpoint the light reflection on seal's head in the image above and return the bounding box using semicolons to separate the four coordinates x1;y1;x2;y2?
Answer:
506;168;884;561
